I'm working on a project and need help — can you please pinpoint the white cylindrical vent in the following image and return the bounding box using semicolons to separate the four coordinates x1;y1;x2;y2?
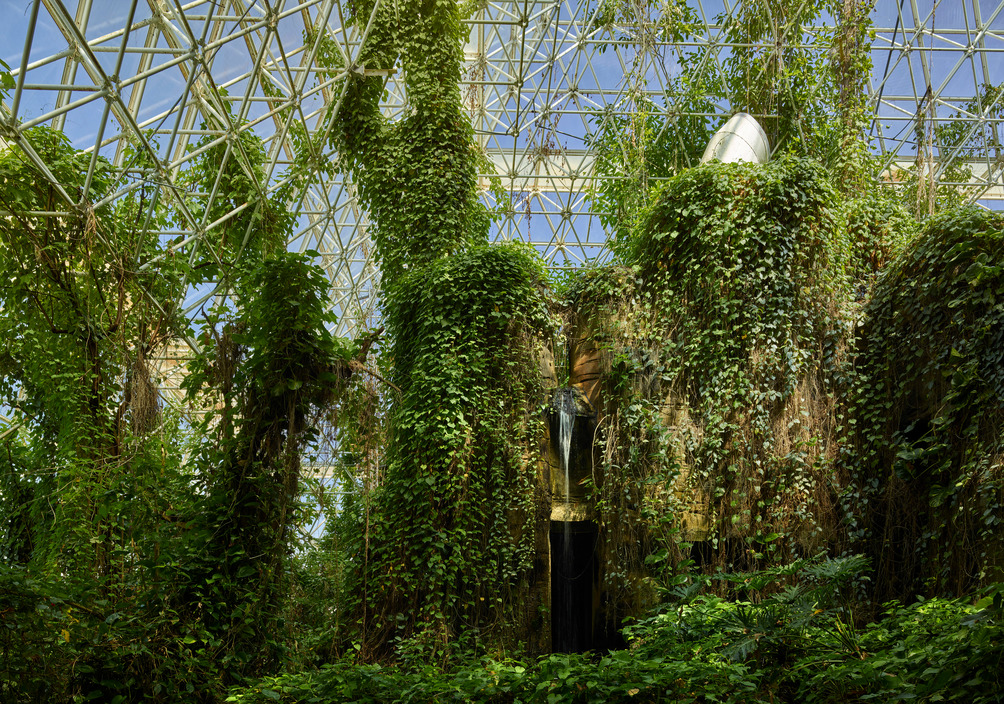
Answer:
700;113;771;165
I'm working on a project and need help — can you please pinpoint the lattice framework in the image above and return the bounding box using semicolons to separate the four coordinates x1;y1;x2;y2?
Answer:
2;0;1003;368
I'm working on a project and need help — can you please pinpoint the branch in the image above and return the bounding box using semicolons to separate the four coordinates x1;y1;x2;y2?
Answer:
348;358;400;393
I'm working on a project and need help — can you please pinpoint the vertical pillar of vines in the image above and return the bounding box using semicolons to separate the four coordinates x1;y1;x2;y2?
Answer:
329;1;551;659
831;0;875;193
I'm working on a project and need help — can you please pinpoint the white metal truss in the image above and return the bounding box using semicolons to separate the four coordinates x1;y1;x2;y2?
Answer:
3;0;1004;346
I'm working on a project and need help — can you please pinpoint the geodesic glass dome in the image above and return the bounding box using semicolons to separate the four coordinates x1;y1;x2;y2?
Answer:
3;0;1004;346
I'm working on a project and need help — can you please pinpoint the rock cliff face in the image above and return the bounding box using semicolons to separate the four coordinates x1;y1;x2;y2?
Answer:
539;175;1004;648
534;152;1004;653
539;158;850;647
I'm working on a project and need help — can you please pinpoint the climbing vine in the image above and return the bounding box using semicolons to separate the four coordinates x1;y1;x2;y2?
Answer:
0;122;347;700
843;208;1004;601
894;82;1004;216
180;252;353;679
0;125;194;700
329;0;490;282
586;0;867;241
830;0;876;193
326;0;554;659
568;158;855;621
355;244;551;659
180;111;293;279
0;125;186;575
7;6;1004;701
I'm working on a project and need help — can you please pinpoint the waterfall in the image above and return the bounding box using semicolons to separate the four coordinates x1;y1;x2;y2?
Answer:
556;387;576;499
555;388;576;649
550;387;595;653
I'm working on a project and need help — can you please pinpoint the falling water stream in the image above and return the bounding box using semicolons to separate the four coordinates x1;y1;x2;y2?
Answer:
556;388;576;568
554;388;579;651
556;388;575;505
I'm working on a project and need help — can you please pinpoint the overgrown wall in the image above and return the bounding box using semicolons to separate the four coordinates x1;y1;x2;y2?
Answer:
566;157;853;627
844;208;1004;601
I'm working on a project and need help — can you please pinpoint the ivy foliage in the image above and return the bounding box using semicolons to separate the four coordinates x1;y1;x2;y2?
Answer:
170;252;351;684
936;83;1004;165
8;4;1004;699
845;207;1004;601
323;0;553;659
893;82;1004;217
0;58;14;95
0;125;197;701
567;158;854;620
829;0;876;193
0;125;186;573
842;191;916;284
329;0;490;282
587;86;716;242
585;1;712;241
0;123;348;701
180;111;292;280
356;244;551;658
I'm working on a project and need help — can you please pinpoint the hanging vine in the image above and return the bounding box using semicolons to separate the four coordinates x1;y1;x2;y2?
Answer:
326;0;554;660
0;126;187;576
180;253;353;680
831;0;876;194
843;208;1004;602
0;121;348;700
567;157;854;624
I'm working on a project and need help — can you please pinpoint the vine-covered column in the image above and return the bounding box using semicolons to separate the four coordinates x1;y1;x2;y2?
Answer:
329;0;552;659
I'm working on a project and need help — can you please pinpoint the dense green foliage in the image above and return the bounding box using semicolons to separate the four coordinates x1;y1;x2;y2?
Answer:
179;114;293;274
352;244;552;658
586;1;713;240
717;0;834;153
228;558;1004;703
830;0;875;193
329;0;489;281
844;208;1004;601
0;127;346;701
179;253;353;676
586;0;877;241
4;2;1004;702
0;126;190;581
326;0;553;659
564;158;853;633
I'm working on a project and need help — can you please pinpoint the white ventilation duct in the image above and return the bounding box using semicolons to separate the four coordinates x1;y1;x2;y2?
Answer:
700;113;771;165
